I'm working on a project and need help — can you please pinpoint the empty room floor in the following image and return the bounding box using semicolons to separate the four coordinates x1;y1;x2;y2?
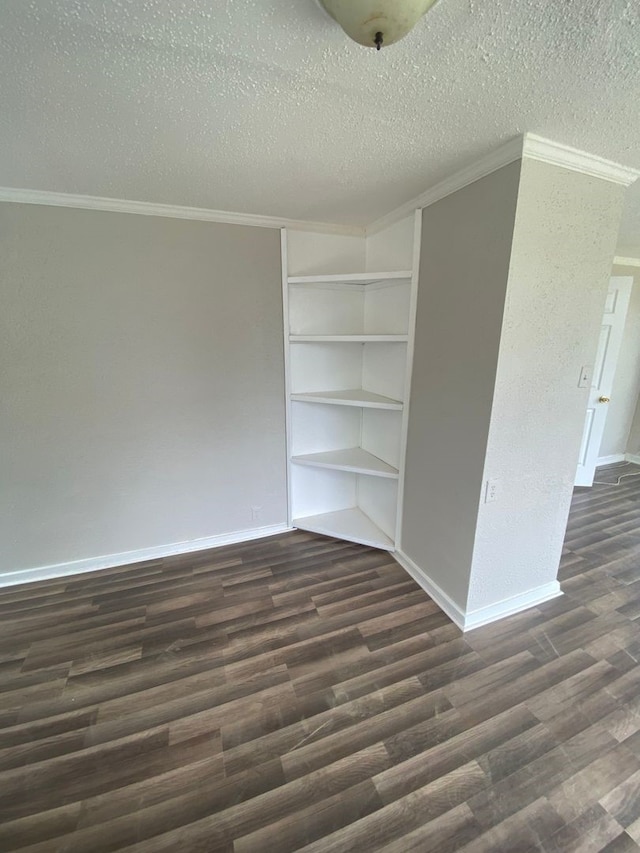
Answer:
1;465;640;851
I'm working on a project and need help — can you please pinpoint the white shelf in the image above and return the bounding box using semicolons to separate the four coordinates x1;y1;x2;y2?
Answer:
283;220;419;553
291;389;403;410
291;447;399;479
290;334;408;343
293;507;395;551
288;271;412;287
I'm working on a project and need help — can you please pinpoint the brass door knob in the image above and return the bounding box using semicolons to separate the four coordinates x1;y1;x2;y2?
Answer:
599;396;611;403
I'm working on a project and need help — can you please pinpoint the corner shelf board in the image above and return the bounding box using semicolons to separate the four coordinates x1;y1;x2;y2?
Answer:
293;507;395;551
290;389;403;410
290;334;408;343
291;447;399;479
288;271;412;288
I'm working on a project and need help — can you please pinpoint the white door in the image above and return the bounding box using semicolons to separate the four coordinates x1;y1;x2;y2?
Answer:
575;276;633;486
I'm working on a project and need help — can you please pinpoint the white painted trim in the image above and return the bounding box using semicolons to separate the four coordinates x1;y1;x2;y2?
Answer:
367;133;639;237
625;453;640;465
393;549;466;630
597;453;626;466
0;523;293;588
366;136;524;235
614;256;640;268
394;549;562;632
281;229;294;528
0;186;363;237
3;137;636;242
463;582;562;632
394;209;421;550
522;134;640;188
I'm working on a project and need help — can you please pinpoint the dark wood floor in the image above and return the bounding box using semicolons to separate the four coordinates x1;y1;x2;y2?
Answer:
2;465;640;851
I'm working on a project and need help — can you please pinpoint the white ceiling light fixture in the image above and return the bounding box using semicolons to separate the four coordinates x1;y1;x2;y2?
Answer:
318;0;439;50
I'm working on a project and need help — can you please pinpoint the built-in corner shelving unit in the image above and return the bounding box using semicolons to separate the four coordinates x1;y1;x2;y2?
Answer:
281;213;421;552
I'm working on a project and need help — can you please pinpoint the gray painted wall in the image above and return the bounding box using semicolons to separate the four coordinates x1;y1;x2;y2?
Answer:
600;267;640;458
0;204;287;575
467;159;626;612
401;161;522;610
629;397;640;456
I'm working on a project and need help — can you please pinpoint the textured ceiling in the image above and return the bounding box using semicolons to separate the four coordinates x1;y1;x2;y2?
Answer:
1;0;639;251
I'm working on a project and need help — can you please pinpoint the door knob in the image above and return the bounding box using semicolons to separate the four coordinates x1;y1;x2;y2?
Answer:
599;396;611;403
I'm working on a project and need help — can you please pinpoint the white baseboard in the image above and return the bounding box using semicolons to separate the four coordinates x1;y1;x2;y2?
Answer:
597;453;626;466
0;523;293;588
625;453;640;465
393;549;466;630
394;549;562;632
463;581;562;631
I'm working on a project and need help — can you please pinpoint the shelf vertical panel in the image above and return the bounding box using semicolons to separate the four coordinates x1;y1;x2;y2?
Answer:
281;229;293;527
289;341;363;395
290;465;357;521
290;401;361;457
289;285;364;336
361;408;402;470
364;281;411;335
358;475;398;542
362;342;407;402
394;209;423;550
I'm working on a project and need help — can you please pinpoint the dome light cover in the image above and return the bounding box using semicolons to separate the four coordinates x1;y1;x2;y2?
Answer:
319;0;439;49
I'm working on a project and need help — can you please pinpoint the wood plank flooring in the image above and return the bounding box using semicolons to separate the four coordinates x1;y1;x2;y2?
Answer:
1;463;640;851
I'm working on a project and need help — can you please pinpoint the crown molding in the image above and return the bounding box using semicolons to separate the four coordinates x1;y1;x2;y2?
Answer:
613;255;640;268
366;135;524;235
366;133;639;236
0;186;365;237
2;133;637;240
522;134;640;187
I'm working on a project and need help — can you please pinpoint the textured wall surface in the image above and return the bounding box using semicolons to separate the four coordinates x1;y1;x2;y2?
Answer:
365;216;415;272
467;159;626;613
402;162;521;610
628;397;640;456
0;0;638;248
0;204;286;574
286;231;365;276
599;267;640;458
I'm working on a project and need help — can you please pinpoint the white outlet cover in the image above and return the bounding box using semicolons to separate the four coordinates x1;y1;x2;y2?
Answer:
485;479;500;503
